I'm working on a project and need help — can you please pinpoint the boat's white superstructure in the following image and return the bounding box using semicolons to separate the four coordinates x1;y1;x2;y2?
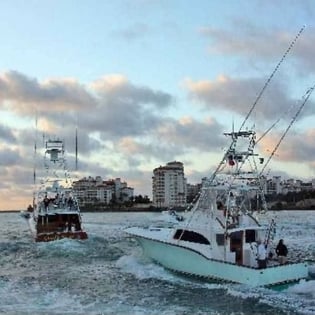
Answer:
125;129;310;286
21;137;88;242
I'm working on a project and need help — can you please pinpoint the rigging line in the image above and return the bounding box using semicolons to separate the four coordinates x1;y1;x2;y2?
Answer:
257;99;301;143
259;84;315;176
256;118;281;144
239;25;305;132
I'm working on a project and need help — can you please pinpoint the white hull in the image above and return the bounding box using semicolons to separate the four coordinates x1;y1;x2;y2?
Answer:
126;227;309;287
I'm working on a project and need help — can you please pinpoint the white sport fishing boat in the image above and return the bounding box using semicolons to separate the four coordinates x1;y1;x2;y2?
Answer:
21;138;88;242
125;129;310;287
125;26;313;287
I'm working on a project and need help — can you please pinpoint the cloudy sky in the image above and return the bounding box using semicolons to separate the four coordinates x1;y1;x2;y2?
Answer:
1;0;315;210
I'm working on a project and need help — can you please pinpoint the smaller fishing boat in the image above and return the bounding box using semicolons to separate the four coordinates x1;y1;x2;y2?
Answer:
21;137;88;242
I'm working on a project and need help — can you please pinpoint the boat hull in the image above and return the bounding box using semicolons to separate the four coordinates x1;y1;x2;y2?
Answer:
35;231;88;242
21;212;88;242
127;230;309;287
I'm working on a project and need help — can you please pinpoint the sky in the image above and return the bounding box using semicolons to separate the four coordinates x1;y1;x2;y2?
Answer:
1;0;315;210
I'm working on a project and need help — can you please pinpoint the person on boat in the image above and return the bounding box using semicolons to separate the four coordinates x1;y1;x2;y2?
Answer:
54;193;60;206
257;240;267;269
43;195;50;211
275;239;288;265
27;204;34;212
68;196;74;210
67;219;73;232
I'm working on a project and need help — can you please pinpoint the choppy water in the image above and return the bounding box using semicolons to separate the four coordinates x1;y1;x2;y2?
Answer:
1;210;315;315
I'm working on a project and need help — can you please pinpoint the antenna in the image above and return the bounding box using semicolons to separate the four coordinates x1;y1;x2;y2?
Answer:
75;127;78;171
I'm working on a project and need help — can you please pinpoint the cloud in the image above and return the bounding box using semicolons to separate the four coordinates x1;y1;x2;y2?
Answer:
117;137;142;155
91;74;172;108
81;74;174;139
0;123;17;143
0;67;314;210
114;115;225;168
199;24;315;74
199;25;292;59
0;71;174;141
259;129;315;163
0;71;96;115
0;71;187;207
183;75;315;125
0;147;21;166
156;116;224;150
112;23;151;41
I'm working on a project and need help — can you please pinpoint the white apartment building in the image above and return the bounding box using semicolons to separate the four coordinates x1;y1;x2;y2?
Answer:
96;185;113;204
73;177;132;206
266;176;281;195
152;161;187;208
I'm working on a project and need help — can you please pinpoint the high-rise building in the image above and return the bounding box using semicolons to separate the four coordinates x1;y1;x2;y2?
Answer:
152;161;187;208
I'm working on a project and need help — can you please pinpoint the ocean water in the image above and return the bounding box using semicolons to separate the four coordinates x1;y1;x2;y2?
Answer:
1;210;315;315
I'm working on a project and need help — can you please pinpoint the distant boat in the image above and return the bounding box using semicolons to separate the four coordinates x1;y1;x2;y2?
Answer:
160;209;185;224
21;137;88;242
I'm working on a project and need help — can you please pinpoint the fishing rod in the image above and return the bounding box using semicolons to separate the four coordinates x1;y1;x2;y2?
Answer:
259;84;315;176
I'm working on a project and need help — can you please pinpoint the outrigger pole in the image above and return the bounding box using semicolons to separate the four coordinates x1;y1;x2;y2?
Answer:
209;25;305;184
239;25;305;131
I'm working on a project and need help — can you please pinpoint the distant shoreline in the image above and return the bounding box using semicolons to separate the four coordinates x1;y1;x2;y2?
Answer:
0;210;20;213
2;208;315;213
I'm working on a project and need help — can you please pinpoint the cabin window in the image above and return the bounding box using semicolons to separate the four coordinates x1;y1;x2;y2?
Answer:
245;229;256;243
38;214;58;223
216;234;225;246
173;229;210;245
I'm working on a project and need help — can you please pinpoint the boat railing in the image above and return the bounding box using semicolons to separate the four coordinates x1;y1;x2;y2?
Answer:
37;198;80;214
